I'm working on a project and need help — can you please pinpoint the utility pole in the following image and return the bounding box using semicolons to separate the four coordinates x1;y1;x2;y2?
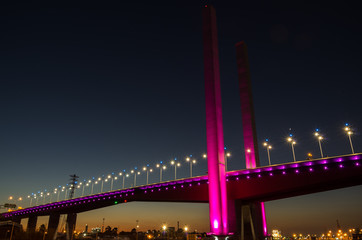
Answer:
68;174;79;199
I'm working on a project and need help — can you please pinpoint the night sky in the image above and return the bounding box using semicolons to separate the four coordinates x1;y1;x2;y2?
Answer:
1;1;362;236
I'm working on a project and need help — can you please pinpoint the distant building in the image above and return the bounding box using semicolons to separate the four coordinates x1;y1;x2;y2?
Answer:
91;227;101;233
271;229;282;240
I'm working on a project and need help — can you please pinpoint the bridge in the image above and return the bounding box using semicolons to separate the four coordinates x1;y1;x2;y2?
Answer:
1;5;362;240
2;153;362;239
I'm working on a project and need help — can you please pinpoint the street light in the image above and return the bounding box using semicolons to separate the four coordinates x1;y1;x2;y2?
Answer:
111;176;117;191
287;135;297;162
263;139;272;165
156;162;167;182
119;171;127;189
344;123;355;154
27;195;33;207
94;181;99;194
314;129;324;158
130;169;140;187
170;160;181;180
143;166;153;185
185;157;197;177
99;177;104;193
225;152;231;171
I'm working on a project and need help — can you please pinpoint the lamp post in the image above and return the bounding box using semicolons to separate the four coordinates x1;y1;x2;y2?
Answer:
344;124;355;154
225;152;231;171
156;162;167;182
263;139;272;165
287;135;297;162
94;180;99;194
99;177;104;193
35;195;39;205
135;171;140;187
314;129;324;158
85;182;90;195
119;172;127;189
170;160;181;180
91;179;96;195
185;157;196;177
27;195;33;207
143;166;153;185
111;176;117;191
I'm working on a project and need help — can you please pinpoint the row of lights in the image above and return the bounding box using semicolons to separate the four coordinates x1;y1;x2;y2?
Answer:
10;124;357;208
5;154;360;219
18;155;207;207
263;124;356;164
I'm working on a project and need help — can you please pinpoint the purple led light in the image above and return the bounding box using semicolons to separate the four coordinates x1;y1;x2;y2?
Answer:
247;176;250;179
324;166;328;170
295;170;299;173
282;171;286;175
269;173;273;176
309;168;313;172
339;164;343;168
258;174;261;178
356;163;360;166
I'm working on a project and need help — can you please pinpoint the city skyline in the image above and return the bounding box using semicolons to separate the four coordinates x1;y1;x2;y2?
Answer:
1;1;361;236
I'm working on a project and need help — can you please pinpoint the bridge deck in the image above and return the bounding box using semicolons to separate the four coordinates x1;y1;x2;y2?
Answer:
1;154;361;220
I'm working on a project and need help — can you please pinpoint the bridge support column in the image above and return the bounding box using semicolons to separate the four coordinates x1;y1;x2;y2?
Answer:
66;213;77;240
12;217;21;224
202;5;228;236
228;200;266;240
47;213;60;240
236;41;268;238
27;215;37;238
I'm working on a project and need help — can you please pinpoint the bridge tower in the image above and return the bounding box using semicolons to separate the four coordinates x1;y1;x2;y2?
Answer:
235;42;267;240
202;5;267;240
202;5;229;237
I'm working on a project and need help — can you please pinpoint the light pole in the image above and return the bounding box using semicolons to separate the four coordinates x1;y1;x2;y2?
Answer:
99;177;104;193
156;162;167;182
185;157;196;177
135;171;140;187
344;124;355;154
119;172;127;189
225;152;231;171
130;170;140;187
94;180;99;194
314;129;324;158
91;179;96;195
111;176;117;191
27;195;33;207
170;160;181;180
143;166;153;185
35;195;39;205
263;139;272;165
85;182;90;195
287;135;297;162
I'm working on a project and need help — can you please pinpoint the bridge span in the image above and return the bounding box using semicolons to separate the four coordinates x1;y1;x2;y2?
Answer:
1;153;362;239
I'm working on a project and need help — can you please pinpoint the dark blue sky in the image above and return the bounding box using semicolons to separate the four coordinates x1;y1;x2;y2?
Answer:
1;1;361;235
